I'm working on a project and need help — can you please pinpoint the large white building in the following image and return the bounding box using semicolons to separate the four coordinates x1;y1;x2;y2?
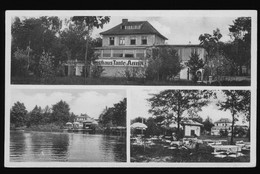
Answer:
94;19;206;80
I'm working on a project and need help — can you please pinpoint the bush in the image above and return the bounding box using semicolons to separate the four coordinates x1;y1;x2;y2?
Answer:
91;64;104;78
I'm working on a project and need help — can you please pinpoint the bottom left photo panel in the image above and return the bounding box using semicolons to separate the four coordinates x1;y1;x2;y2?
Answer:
6;88;127;164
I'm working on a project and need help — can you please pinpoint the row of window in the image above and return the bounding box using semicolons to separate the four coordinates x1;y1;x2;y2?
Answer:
121;25;142;30
212;127;232;130
97;49;146;58
215;123;231;126
109;36;148;46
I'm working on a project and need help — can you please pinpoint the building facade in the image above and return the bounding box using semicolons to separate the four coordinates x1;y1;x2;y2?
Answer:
211;118;232;136
182;120;203;137
94;19;206;80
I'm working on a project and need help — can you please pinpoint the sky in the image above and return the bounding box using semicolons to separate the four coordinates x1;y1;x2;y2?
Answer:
90;16;236;44
14;11;250;45
10;89;126;119
129;89;248;125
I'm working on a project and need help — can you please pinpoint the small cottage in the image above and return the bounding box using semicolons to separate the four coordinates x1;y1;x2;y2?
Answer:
181;120;203;137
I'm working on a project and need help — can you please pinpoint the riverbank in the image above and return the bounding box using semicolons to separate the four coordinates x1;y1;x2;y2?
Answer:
23;124;63;132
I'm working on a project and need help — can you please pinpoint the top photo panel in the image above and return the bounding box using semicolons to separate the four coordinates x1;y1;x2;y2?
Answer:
7;11;256;86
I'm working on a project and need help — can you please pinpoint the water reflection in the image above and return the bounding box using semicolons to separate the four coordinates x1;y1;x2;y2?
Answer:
10;131;126;162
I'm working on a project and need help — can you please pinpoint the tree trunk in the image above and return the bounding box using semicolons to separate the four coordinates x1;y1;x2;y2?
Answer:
84;27;90;84
231;111;235;145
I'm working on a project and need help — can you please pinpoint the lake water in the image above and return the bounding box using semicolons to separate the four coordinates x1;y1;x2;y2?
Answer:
10;130;126;162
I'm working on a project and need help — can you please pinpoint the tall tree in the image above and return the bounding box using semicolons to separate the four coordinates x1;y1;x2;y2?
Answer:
199;28;231;81
10;101;28;128
51;100;70;126
112;98;126;127
227;17;251;75
71;16;110;82
29;105;43;126
148;90;210;139
202;116;214;132
186;52;205;82
146;47;182;81
11;16;63;76
217;90;250;144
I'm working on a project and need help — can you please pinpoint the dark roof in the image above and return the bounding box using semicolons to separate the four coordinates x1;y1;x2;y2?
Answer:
215;118;232;123
100;20;168;40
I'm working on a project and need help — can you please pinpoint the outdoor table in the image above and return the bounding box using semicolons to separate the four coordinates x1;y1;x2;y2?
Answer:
211;145;242;154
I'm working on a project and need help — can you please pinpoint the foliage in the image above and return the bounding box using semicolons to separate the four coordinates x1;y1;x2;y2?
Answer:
12;48;30;77
145;117;162;136
39;52;56;83
51;100;70;126
145;47;183;81
217;90;251;144
202;116;214;132
91;57;104;79
186;52;205;82
11;16;63;76
28;105;43;126
71;16;110;78
147;90;211;139
10;101;28;127
219;129;228;137
99;98;126;127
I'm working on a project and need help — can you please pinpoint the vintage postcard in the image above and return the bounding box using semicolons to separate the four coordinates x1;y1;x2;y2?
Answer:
5;10;257;167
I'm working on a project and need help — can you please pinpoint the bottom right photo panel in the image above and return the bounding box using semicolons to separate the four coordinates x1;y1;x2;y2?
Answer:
130;89;252;163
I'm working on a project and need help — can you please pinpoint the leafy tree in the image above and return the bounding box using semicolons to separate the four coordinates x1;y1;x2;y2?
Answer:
69;112;77;123
217;90;250;144
199;28;233;81
112;98;126;126
146;47;182;81
147;90;210;140
51;100;70;126
11;48;30;77
11;16;63;76
28;105;43;126
71;16;110;81
199;28;222;62
145;117;162;136
42;105;52;124
10;101;28;128
202;116;214;132
99;107;114;127
39;52;56;83
98;98;126;127
224;17;251;76
186;52;205;82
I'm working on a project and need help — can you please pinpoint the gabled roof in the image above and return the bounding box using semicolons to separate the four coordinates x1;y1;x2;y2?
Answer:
100;20;168;40
181;120;203;126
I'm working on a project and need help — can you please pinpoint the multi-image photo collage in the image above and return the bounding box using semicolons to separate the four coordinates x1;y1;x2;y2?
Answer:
5;10;257;167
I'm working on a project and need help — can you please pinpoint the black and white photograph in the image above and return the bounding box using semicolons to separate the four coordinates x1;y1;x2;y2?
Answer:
8;12;253;86
130;89;252;163
5;10;257;168
7;88;126;163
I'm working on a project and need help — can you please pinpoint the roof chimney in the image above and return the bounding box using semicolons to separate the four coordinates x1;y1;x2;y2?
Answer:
122;19;128;23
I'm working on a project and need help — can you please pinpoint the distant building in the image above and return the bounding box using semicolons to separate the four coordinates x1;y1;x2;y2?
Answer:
74;114;97;129
181;120;203;137
211;118;232;136
94;19;206;80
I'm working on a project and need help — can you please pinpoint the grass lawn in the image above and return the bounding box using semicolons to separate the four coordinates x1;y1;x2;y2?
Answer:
11;75;250;86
